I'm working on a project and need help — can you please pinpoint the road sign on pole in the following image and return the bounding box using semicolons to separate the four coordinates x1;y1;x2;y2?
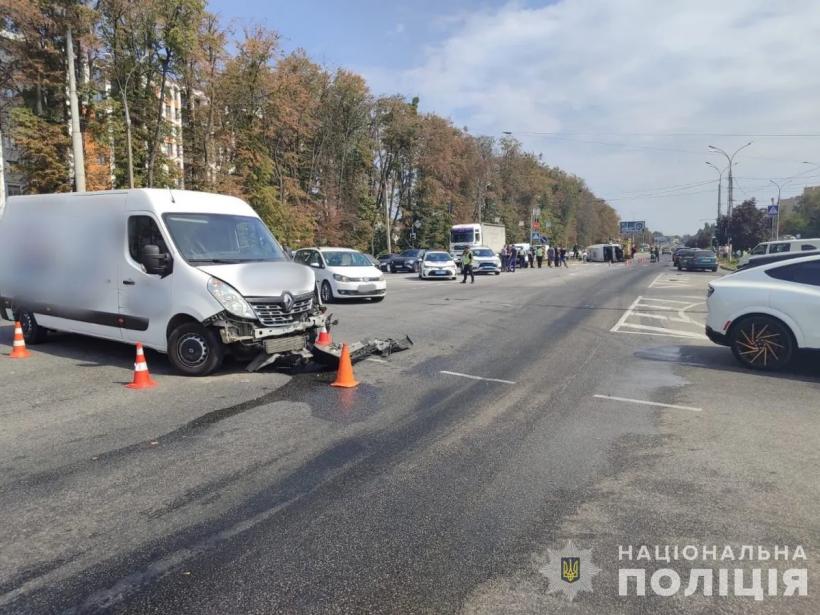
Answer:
619;221;646;234
767;204;779;217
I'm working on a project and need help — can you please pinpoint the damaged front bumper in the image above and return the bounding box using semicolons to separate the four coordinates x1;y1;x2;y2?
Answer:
311;336;414;366
207;310;412;372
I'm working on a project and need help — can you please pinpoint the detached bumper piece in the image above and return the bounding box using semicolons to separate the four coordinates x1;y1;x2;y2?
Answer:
312;336;414;366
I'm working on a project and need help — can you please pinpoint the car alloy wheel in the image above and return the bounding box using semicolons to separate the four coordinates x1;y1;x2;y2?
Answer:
730;315;794;370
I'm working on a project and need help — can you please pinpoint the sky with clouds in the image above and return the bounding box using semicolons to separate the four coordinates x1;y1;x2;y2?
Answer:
209;0;820;235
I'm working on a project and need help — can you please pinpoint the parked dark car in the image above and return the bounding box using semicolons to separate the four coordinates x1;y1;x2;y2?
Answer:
680;249;718;272
673;248;695;268
390;249;427;273
377;253;397;272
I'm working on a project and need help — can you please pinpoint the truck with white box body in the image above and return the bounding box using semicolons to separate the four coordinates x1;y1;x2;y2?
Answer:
449;223;506;264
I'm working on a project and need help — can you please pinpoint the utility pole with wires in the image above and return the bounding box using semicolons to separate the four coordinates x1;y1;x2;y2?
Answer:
0;128;6;217
66;24;86;192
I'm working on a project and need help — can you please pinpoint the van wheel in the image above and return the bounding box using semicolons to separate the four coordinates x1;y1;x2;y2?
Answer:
730;315;794;371
168;322;224;376
18;311;48;344
320;281;334;303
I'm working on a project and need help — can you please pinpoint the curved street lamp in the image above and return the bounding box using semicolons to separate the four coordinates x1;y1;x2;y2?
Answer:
708;142;752;217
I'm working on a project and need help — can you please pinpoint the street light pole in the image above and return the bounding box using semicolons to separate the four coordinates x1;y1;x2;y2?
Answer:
708;142;752;217
764;162;818;242
705;161;723;225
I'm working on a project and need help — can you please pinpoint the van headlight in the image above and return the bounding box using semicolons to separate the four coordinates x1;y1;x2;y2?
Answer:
207;277;256;319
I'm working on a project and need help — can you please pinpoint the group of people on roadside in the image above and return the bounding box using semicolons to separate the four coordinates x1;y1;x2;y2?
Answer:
499;244;574;271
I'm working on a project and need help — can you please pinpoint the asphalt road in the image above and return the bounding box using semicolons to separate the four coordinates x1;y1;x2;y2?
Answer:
1;258;818;614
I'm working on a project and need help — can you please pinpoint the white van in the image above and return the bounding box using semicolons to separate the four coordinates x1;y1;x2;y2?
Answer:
739;238;820;266
0;189;328;376
586;243;623;263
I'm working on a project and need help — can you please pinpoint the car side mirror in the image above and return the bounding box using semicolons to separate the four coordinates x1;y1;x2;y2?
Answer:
310;261;324;269
141;244;172;276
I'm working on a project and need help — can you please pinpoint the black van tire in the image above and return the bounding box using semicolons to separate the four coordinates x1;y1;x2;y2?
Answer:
168;322;224;376
18;311;48;344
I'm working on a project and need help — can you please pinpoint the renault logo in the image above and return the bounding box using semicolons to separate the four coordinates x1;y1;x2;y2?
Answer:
281;292;294;313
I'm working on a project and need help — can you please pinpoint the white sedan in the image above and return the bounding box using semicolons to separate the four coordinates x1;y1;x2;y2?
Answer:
706;254;820;370
294;247;386;303
419;251;457;279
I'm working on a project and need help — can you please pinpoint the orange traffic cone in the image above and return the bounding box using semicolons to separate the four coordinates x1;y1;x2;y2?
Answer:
330;343;358;388
126;343;157;389
8;321;31;359
316;324;332;346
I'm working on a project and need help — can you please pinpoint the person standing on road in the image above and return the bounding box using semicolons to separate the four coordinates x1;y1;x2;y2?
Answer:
560;247;569;268
461;248;475;284
536;245;544;268
500;245;509;271
528;248;534;268
509;245;517;272
547;246;555;268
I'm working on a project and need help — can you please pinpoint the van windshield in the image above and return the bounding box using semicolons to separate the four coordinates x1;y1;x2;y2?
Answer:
163;214;287;263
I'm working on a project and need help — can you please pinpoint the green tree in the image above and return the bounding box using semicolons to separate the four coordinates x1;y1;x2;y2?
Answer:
726;199;768;251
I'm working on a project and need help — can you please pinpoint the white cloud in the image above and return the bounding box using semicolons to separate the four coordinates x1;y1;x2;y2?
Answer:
363;0;820;234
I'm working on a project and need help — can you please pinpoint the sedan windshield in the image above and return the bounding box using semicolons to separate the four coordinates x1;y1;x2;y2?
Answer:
323;251;373;267
425;253;451;262
163;214;287;263
400;249;422;257
696;251;715;257
472;249;494;257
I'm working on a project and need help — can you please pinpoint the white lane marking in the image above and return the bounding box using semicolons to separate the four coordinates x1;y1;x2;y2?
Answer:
439;370;516;385
616;322;708;339
609;296;642;333
593;394;703;412
611;295;708;340
631;312;691;323
638;297;696;305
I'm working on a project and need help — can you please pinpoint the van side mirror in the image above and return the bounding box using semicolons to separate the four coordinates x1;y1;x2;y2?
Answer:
141;244;172;276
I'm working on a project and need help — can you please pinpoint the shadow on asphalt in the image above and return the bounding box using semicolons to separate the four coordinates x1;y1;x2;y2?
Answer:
635;344;820;383
0;330;273;377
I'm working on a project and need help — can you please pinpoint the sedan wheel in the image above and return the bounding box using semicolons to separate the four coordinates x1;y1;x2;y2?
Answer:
730;315;794;370
320;280;334;303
